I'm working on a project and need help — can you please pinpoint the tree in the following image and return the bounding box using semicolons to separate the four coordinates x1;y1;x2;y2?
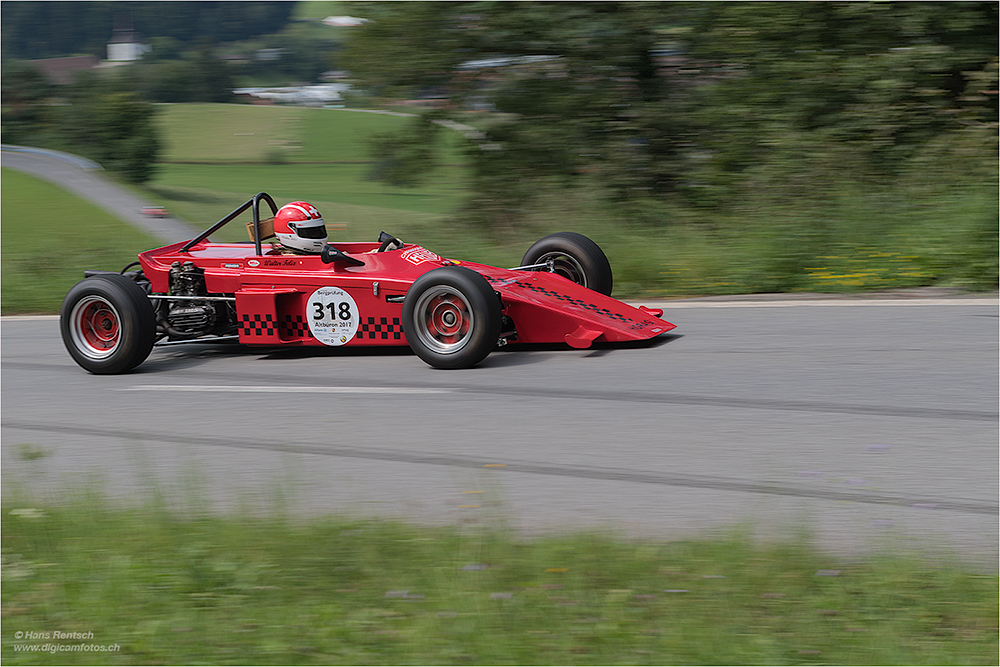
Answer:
342;2;998;222
1;65;161;183
343;2;696;222
56;74;161;183
128;41;233;103
368;114;443;187
1;61;53;144
1;2;295;60
90;91;160;182
190;42;234;103
680;2;999;200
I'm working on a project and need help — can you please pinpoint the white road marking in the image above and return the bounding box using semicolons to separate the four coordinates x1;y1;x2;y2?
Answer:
124;385;451;395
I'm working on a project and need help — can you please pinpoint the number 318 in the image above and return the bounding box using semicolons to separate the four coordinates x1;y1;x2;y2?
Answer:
313;301;352;320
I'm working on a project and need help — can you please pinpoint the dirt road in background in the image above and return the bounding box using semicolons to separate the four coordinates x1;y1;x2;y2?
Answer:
2;145;199;244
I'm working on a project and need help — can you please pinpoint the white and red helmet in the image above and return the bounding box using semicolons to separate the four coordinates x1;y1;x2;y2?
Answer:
274;201;328;253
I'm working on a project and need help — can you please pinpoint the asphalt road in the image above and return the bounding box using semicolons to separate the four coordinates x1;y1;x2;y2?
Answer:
1;145;199;243
3;300;997;563
3;143;997;562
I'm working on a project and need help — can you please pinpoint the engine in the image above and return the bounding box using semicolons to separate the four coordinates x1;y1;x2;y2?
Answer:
159;261;234;338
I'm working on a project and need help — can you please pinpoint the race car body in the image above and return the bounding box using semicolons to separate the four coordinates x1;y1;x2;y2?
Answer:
61;192;675;373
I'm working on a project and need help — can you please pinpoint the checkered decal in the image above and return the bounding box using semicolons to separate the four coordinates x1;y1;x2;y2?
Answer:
282;314;314;340
357;316;402;340
240;313;276;337
485;276;656;332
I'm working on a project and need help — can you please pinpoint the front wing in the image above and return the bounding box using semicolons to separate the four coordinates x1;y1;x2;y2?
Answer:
475;266;675;347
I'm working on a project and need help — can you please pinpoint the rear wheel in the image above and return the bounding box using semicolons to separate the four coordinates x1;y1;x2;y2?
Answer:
60;274;156;374
520;232;613;295
403;266;501;369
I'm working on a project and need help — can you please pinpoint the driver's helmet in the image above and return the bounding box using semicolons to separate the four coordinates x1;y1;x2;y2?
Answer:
274;201;328;253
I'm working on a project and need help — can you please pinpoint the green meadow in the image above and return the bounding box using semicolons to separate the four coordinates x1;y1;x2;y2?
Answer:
143;105;473;246
156;105;461;167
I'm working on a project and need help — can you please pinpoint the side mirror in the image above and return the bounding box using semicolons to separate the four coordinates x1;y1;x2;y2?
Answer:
378;231;404;252
321;244;366;267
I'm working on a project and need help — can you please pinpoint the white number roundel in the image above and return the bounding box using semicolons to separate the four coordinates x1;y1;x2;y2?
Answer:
307;287;359;346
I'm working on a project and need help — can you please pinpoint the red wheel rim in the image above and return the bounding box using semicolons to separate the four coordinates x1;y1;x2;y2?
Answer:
70;296;121;359
412;287;474;353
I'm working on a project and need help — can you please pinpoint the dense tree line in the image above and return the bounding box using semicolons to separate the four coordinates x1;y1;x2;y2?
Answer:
128;26;335;103
2;63;160;183
128;42;236;104
2;2;336;104
342;2;998;222
0;2;329;180
1;1;293;61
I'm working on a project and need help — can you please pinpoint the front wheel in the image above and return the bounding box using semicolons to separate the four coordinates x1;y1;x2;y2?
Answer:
403;266;502;369
60;274;156;374
520;232;613;296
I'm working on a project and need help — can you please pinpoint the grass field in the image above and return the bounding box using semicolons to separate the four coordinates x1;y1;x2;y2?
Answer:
292;1;347;20
144;104;472;246
0;169;162;314
2;493;997;666
157;104;467;168
156;105;302;164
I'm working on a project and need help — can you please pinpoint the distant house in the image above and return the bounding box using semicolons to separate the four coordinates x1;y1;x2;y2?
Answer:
255;48;284;62
107;28;150;62
220;54;251;66
322;16;369;27
27;56;98;85
232;84;350;107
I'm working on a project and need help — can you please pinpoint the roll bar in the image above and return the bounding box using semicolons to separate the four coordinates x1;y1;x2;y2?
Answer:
179;192;278;255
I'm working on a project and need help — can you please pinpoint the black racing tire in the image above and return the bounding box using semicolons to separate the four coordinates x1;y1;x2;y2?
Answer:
60;274;156;374
402;266;502;369
520;232;613;296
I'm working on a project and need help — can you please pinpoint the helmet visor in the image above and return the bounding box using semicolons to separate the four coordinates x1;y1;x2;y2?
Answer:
295;224;327;239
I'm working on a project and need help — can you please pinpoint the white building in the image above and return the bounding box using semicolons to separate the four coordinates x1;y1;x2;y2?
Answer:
322;16;369;27
107;29;150;62
232;83;351;107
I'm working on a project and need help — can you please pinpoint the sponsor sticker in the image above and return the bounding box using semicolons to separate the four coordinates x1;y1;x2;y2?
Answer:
247;259;260;267
488;276;521;288
400;246;441;265
222;263;242;269
307;286;360;346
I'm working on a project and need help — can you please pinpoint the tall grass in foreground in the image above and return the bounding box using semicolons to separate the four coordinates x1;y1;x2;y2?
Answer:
2;496;996;666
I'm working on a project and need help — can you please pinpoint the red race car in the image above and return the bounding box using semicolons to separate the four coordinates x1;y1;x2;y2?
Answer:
141;205;169;218
61;193;675;373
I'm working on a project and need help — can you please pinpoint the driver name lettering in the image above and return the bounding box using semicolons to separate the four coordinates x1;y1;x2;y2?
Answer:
262;258;299;267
